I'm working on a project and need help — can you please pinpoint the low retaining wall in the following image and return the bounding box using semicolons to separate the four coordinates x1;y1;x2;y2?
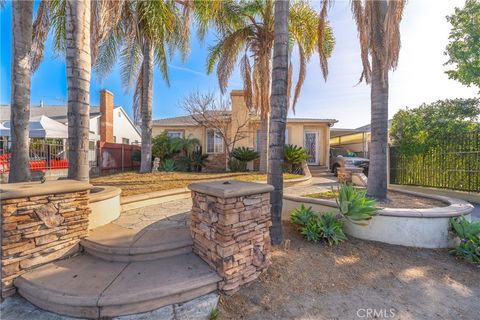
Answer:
1;180;91;298
88;186;122;230
283;187;474;249
120;188;191;212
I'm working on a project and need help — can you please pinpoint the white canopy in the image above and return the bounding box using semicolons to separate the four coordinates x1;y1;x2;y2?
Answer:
0;115;97;140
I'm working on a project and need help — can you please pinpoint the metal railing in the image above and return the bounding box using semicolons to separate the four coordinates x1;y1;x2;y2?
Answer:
389;131;480;192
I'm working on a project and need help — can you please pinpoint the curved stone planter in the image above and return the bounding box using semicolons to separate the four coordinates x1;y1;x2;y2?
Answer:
283;187;474;249
88;186;122;230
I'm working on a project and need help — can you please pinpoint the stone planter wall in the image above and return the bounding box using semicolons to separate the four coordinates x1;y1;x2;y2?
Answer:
188;180;273;294
1;180;91;298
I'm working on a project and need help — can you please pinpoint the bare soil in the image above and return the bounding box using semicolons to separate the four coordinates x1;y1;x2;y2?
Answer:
219;222;480;320
305;190;447;209
91;172;301;197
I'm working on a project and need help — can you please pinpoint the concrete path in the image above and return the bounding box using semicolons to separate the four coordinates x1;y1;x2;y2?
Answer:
284;176;338;197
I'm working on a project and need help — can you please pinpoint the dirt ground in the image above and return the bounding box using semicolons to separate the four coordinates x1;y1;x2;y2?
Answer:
219;223;480;320
91;172;301;196
305;190;447;209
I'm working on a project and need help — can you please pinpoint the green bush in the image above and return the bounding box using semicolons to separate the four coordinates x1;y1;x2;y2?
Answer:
177;148;208;172
336;184;378;224
231;147;259;162
227;157;248;172
152;133;182;161
290;204;317;227
284;144;310;173
291;185;377;245
450;216;480;264
131;150;141;162
160;159;176;172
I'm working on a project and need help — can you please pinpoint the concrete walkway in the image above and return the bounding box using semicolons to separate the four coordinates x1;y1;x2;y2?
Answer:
284;176;338;197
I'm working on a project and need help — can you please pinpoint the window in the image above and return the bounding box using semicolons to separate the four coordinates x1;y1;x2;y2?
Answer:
206;129;223;153
166;130;183;139
122;138;130;144
113;136;117;143
89;141;95;150
285;128;289;144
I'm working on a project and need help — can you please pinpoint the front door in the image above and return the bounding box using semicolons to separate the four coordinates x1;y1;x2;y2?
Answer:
304;131;318;165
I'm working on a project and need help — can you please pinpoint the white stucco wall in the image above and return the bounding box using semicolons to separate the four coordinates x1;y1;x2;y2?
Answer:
90;107;141;144
112;107;141;144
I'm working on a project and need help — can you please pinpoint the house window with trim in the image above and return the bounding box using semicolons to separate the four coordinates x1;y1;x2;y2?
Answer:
206;129;223;154
122;138;130;144
166;130;183;139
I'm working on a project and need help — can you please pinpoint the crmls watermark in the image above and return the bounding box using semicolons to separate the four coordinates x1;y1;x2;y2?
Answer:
356;308;397;318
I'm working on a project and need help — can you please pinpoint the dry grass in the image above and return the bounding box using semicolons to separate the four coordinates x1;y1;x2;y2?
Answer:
91;171;302;197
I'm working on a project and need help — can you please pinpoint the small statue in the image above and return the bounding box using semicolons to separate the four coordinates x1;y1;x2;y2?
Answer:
152;157;160;173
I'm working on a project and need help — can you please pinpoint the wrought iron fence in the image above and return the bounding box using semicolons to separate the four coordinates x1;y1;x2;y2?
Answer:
389;131;480;192
0;138;98;174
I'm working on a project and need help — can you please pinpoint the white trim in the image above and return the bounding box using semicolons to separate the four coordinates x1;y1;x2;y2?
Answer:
205;128;224;154
304;131;319;165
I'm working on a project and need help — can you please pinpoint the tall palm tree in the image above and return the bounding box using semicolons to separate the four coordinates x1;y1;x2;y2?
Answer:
94;0;189;173
351;0;405;200
268;0;289;245
207;0;334;173
9;1;34;183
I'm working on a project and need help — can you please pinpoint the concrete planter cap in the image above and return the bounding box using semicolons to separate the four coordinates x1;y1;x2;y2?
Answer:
188;180;274;199
1;180;92;200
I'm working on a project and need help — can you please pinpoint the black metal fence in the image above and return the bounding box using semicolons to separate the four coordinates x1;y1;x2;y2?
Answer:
389;131;480;192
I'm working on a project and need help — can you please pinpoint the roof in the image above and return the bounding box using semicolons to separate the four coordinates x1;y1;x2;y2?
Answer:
0;104;104;123
356;119;393;131
153;114;338;126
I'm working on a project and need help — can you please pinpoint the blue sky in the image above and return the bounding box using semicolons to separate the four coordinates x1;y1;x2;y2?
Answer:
1;0;478;128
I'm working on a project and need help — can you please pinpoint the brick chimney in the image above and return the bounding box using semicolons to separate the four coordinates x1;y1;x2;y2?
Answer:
100;89;114;143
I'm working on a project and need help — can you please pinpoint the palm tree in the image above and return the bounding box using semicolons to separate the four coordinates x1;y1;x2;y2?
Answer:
351;0;405;200
94;0;189;173
268;0;289;245
207;0;334;173
9;1;34;183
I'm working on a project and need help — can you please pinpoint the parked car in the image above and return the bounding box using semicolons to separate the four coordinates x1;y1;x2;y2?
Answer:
330;147;369;176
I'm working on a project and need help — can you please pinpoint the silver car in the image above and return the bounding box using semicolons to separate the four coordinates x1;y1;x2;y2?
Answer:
330;147;369;176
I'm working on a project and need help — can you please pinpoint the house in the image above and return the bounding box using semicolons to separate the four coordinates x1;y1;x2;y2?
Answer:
330;120;393;158
153;90;337;171
0;90;141;145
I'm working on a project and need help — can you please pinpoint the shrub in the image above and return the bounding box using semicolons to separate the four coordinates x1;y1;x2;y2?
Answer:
228;157;247;172
290;204;317;227
450;216;480;264
317;212;347;245
291;185;377;245
284;145;309;173
336;184;378;224
231;147;259;162
131;150;141;162
152;133;181;161
177;148;208;172
160;159;176;172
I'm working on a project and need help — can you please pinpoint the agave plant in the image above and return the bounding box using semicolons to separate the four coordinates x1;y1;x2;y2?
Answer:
160;159;176;172
450;216;480;264
317;212;347;245
284;144;310;164
291;204;317;227
335;184;379;224
301;219;322;242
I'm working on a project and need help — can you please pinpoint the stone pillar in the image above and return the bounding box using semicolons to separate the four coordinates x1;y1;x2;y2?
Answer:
337;166;364;184
188;180;273;294
1;180;91;298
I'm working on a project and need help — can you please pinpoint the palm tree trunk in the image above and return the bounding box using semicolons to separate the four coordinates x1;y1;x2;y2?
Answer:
366;54;389;201
66;0;91;181
9;1;33;183
140;40;153;173
268;0;289;245
259;115;269;173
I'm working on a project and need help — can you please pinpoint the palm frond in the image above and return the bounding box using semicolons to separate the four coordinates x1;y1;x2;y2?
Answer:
317;0;333;81
133;66;143;126
119;37;143;92
240;52;254;109
49;0;66;54
292;45;306;113
31;0;50;73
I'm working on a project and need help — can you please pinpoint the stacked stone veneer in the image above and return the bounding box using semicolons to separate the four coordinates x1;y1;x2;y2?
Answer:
189;180;273;294
203;153;227;173
1;180;91;298
337;166;364;184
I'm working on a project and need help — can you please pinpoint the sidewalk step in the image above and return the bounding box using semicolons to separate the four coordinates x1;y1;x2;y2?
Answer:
81;224;192;262
15;253;221;319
